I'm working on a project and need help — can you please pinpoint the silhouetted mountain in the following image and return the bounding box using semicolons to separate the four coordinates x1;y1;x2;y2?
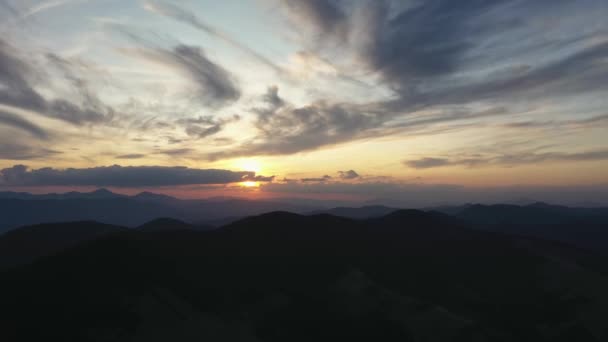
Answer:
132;191;178;203
453;203;608;225
0;189;320;234
137;217;213;232
446;203;608;253
0;188;127;201
1;210;606;341
308;205;401;219
0;221;126;269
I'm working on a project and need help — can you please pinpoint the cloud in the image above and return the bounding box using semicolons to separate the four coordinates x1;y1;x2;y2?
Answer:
405;149;608;169
404;158;452;169
126;44;240;108
157;148;193;156
0;144;61;160
115;154;146;159
245;175;276;182
177;114;240;139
204;1;608;161
0;165;275;187
0;38;114;125
207;88;504;161
0;108;49;139
301;175;332;182
143;0;284;75
338;170;359;180
207;86;392;159
281;0;349;44
262;0;608;157
18;0;88;21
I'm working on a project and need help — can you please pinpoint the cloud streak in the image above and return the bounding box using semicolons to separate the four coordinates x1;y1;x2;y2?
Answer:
0;38;114;125
405;149;608;169
0;107;49;139
143;0;284;75
124;44;240;108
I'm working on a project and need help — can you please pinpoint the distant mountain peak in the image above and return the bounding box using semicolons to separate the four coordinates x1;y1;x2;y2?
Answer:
133;191;176;201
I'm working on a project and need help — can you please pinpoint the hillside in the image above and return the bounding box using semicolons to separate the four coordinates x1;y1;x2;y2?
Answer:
1;210;607;341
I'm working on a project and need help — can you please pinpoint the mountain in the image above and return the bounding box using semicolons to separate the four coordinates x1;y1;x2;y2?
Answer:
132;191;178;203
308;205;401;219
1;210;607;341
0;221;126;269
0;189;320;234
0;188;126;201
449;203;608;253
137;217;213;232
452;202;608;225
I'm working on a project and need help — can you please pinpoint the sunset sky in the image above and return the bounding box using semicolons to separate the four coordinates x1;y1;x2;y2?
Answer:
1;0;607;206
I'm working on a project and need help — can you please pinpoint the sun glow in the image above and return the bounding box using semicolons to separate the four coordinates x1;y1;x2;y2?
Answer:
240;181;260;188
236;159;262;173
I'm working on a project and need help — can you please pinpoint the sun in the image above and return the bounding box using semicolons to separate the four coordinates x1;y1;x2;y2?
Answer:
237;159;262;173
240;181;260;188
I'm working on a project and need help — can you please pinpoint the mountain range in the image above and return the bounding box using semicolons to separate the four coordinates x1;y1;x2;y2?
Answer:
1;209;607;341
2;189;607;255
0;189;318;233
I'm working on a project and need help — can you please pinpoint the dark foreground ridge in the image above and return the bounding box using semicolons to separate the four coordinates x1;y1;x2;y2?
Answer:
1;209;607;341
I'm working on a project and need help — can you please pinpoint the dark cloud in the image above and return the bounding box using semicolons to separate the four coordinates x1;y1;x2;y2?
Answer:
301;175;332;182
178;114;240;139
261;85;284;109
0;39;114;125
0;109;49;139
504;114;608;130
166;137;184;144
405;149;608;169
245;175;276;182
338;169;359;180
282;0;349;42
423;41;608;107
144;0;284;75
116;154;146;159
405;158;451;169
281;0;500;85
158;148;193;156
283;0;600;94
0;165;270;187
129;44;240;108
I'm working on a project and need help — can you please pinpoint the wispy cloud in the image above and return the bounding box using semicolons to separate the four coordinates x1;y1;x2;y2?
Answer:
0;38;115;125
404;149;608;169
115;154;146;160
142;0;285;75
120;44;241;108
0;106;49;139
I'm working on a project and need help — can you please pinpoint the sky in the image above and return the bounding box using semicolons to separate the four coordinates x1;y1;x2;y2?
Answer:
0;0;607;206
